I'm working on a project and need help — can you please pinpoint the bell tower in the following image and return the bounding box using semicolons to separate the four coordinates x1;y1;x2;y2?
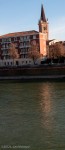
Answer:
39;4;49;40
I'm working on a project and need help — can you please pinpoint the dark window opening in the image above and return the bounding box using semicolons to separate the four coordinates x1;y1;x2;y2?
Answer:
16;61;19;66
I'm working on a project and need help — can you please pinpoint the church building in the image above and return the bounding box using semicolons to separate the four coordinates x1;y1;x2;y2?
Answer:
0;4;49;67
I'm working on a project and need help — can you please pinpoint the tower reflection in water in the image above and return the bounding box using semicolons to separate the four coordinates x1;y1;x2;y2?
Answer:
40;83;55;131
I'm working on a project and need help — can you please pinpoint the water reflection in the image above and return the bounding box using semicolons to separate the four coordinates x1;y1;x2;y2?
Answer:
40;83;54;130
41;84;52;113
0;82;65;149
39;82;65;149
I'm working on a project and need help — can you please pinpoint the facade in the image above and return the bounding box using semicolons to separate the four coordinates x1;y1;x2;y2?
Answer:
0;30;39;59
0;4;48;67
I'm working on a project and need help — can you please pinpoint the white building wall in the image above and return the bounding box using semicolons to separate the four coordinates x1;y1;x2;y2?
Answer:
49;39;59;45
0;58;34;67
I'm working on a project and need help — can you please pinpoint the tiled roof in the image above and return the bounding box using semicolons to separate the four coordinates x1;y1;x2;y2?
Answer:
0;30;39;39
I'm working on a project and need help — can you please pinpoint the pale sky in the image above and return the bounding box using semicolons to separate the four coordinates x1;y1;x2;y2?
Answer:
0;0;65;41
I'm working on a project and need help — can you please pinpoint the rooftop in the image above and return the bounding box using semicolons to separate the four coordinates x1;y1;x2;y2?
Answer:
0;30;39;39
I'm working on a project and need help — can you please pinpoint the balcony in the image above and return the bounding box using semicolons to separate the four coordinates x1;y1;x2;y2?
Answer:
19;45;30;48
1;47;9;50
1;41;11;44
20;51;28;55
2;53;9;56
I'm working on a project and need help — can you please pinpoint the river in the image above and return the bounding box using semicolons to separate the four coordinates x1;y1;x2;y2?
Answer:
0;81;65;150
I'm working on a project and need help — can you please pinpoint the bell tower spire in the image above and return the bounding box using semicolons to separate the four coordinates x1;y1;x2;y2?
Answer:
41;4;46;22
38;4;49;40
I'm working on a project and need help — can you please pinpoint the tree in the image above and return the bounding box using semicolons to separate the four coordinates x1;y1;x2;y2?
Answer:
49;42;65;60
9;43;19;59
28;41;42;64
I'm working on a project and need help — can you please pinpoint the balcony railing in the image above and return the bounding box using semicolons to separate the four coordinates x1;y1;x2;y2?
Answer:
19;45;30;48
1;47;9;50
1;41;11;44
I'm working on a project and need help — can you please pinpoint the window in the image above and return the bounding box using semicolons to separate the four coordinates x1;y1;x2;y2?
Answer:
2;38;6;43
2;44;5;48
15;43;18;47
27;36;29;39
20;43;23;47
4;62;6;65
22;61;24;64
2;38;11;43
8;38;11;42
14;37;17;41
26;41;29;46
24;42;26;46
20;37;23;41
6;44;9;48
33;35;36;39
21;49;25;53
44;26;47;30
7;62;9;65
24;36;27;41
16;61;19;66
2;50;8;55
11;62;12;65
2;39;4;43
24;54;25;58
